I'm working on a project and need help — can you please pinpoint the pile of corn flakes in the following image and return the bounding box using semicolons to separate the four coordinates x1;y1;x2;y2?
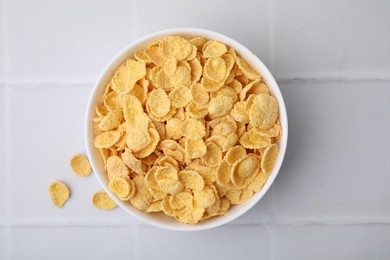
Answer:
92;35;281;224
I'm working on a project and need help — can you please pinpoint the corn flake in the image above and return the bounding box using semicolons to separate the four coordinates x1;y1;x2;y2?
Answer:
261;143;279;176
48;181;70;208
70;154;91;177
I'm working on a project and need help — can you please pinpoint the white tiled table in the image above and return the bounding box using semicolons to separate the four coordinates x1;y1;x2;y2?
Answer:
1;0;390;259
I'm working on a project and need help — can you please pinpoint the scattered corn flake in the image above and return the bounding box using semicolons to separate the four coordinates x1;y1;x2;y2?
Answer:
70;154;91;177
48;181;70;208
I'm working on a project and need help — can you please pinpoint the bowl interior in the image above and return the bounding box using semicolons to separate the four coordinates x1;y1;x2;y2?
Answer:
85;28;288;231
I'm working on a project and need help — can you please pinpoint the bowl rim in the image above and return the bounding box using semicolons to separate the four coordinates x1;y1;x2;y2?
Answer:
85;27;288;231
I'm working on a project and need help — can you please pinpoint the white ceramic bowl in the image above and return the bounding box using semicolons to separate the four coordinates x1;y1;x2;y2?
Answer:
85;28;288;231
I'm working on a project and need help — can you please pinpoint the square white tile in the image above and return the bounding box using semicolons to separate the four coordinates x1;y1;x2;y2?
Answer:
273;81;390;221
135;225;270;260
6;84;136;223
135;0;270;66
7;0;135;81
10;226;135;260
272;225;390;259
273;0;390;79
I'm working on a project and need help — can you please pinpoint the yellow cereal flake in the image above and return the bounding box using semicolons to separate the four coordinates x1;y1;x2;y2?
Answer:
125;127;151;152
94;130;121;148
188;58;202;83
204;57;227;82
92;190;117;210
144;42;165;66
106;155;129;180
169;61;192;88
103;91;118;111
129;175;153;210
98;109;123;131
145;167;168;200
160;36;193;61
185;137;207;159
163;58;177;77
261;143;279;176
247;172;268;192
178;170;205;191
111;59;146;94
155;166;183;195
166;118;183;140
249;93;279;129
146;89;171;118
216;160;235;189
190;36;206;50
70;154;91;177
230;101;249;124
194;186;216;208
169;85;192;108
231;154;261;188
225;145;246;165
186;102;208;119
48;181;70;208
236;56;260;80
202;142;222;167
190;83;209;105
121;149;145;175
146;200;163;213
133;128;160;158
202;40;227;58
180;118;206;139
239;128;272;149
208;96;234;119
